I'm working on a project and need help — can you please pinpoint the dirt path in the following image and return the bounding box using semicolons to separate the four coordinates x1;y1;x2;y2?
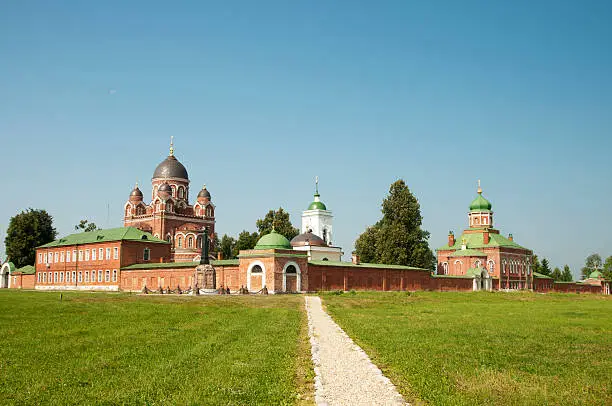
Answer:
305;296;407;406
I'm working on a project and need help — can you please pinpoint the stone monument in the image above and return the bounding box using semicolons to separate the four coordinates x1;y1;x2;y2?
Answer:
194;227;216;294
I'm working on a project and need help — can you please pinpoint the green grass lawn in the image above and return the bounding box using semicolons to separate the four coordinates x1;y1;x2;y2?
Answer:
321;291;612;406
0;291;313;405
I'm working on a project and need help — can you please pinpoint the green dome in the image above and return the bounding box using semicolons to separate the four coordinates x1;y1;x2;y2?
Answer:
589;270;603;279
469;192;492;211
308;200;327;210
254;230;292;250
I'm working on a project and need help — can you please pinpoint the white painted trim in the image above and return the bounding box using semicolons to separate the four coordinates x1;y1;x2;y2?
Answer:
282;261;301;292
247;260;266;292
35;285;119;291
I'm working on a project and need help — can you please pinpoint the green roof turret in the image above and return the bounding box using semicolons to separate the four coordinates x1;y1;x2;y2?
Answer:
469;180;492;211
307;176;327;210
254;230;292;250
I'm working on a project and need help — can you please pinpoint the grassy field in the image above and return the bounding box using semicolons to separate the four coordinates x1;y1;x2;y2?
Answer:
0;291;313;405
321;291;612;406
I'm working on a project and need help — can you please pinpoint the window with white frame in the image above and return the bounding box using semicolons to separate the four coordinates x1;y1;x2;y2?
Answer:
105;270;110;282
78;250;83;261
85;249;90;261
98;270;103;282
113;247;118;259
60;272;64;283
38;253;43;264
143;248;150;261
442;262;449;275
487;260;495;275
177;236;183;248
66;251;71;262
53;272;58;283
106;248;111;260
112;269;117;282
72;250;77;261
92;248;96;261
54;252;59;263
44;253;48;264
60;251;64;262
78;272;82;283
85;271;89;282
71;271;76;283
99;248;103;260
37;272;41;283
43;272;47;283
188;236;193;248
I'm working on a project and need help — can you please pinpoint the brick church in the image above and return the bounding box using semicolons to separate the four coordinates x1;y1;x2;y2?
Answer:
123;139;215;262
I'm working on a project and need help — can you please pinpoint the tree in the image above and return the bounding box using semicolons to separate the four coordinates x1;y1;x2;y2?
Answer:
5;209;57;268
551;267;562;281
581;253;602;278
603;256;612;281
233;230;259;257
561;265;573;282
354;180;435;270
218;234;236;259
256;208;299;241
539;258;551;276
74;219;99;232
532;255;541;275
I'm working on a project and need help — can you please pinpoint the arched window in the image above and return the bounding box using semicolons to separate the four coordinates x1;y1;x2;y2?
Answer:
475;260;482;268
166;234;172;243
178;186;184;199
442;262;449;275
126;206;131;216
454;260;462;274
136;205;145;215
251;265;262;273
188;236;194;248
171;185;176;197
487;260;495;275
322;229;327;243
286;265;297;274
167;202;173;212
155;201;161;212
143;248;150;261
177;236;183;248
206;206;213;217
322;258;329;261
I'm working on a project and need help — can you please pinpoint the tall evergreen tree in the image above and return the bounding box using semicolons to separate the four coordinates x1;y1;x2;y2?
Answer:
5;209;57;268
355;180;435;269
551;267;562;281
539;258;551;276
561;265;573;282
603;256;612;281
218;234;236;259
256;208;299;241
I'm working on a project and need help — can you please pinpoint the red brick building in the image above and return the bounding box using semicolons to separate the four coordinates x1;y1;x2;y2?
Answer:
0;262;36;289
123;139;215;262
436;183;534;290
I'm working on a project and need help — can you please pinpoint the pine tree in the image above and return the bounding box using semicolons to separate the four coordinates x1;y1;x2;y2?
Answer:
551;267;562;281
561;265;573;282
355;180;435;269
539;258;551;276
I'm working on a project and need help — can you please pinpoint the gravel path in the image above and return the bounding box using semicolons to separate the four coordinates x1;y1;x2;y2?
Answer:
305;296;407;406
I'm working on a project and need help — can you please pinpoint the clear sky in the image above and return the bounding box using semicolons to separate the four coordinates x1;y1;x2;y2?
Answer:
1;1;611;278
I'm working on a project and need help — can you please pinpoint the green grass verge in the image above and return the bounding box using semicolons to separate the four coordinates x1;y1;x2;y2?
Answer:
320;291;612;406
0;291;313;405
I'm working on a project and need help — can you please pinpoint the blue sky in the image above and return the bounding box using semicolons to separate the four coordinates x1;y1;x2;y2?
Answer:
1;1;611;277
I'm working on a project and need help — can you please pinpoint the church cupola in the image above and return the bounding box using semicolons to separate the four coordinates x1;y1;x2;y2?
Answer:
129;183;143;203
158;182;172;200
197;185;211;203
302;177;334;245
468;180;493;228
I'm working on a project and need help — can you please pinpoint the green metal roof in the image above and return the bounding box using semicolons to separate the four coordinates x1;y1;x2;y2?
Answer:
449;249;487;257
38;227;169;248
470;193;492;211
254;230;292;250
588;270;603;279
533;272;553;279
308;201;327;210
13;265;35;275
437;231;527;251
308;260;428;271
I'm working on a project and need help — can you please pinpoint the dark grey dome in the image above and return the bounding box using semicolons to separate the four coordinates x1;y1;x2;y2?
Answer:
130;186;143;198
197;186;211;199
153;155;188;180
290;231;328;247
158;183;172;195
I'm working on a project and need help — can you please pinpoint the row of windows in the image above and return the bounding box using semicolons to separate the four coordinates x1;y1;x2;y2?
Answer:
39;247;119;264
37;269;118;284
153;184;187;199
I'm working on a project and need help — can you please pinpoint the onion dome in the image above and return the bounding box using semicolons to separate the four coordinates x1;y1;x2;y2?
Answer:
197;185;211;200
589;270;603;279
158;182;172;198
152;139;188;180
291;231;328;247
469;182;492;211
254;230;292;250
129;184;143;201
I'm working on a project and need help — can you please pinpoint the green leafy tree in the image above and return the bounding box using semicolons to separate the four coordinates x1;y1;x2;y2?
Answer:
561;265;573;282
539;258;551;276
219;234;236;259
5;209;57;268
603;256;612;280
256;208;299;241
74;219;99;232
355;180;435;270
531;255;541;275
551;267;562;281
581;253;602;278
233;230;259;257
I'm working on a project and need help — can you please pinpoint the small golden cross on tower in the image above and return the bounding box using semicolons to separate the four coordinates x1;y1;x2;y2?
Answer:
477;179;482;194
169;136;174;156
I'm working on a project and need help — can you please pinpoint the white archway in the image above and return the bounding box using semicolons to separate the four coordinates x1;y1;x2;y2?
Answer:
282;261;301;292
0;263;11;288
247;261;266;292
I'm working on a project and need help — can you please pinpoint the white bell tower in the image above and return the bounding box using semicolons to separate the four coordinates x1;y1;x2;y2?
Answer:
302;177;334;245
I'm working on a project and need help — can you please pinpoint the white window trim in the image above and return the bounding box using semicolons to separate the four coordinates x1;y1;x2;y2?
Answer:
282;261;301;292
246;261;266;292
